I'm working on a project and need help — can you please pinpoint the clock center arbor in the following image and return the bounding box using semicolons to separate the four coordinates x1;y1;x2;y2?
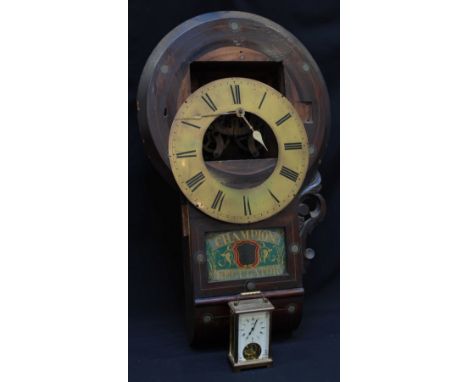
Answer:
137;11;330;344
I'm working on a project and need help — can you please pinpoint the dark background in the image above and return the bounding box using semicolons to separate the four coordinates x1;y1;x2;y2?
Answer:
129;1;339;381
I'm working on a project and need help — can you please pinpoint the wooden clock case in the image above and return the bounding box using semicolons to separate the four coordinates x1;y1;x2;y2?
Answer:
137;11;330;344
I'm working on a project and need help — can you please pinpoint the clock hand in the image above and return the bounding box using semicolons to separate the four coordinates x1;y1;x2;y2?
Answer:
176;111;237;120
240;114;268;151
248;319;258;336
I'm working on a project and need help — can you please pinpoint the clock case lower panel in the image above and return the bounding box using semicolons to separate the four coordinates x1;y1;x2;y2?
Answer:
181;201;304;344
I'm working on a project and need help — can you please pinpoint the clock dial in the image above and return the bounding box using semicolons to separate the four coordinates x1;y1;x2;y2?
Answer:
169;77;309;224
242;343;261;360
238;311;270;361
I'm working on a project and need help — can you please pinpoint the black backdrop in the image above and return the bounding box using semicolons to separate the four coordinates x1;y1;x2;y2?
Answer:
129;1;339;381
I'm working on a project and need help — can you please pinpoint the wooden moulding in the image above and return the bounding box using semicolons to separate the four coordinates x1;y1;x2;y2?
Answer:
189;294;304;345
137;11;330;187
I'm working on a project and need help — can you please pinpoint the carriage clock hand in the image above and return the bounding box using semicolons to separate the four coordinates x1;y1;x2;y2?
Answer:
248;319;259;337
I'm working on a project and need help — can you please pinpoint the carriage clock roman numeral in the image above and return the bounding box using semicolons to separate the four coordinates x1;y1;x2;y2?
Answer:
279;166;299;182
186;171;205;192
230;84;241;104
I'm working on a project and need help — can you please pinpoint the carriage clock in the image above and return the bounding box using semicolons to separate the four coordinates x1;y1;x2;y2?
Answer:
228;292;274;370
137;11;330;344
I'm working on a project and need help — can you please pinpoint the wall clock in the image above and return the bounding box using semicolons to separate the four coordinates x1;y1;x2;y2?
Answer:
137;11;330;344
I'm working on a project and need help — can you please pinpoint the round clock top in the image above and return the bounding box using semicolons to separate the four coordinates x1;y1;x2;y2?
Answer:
137;11;330;188
169;77;309;224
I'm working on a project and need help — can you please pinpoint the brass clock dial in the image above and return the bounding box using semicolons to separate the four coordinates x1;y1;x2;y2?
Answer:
242;343;262;360
168;77;309;224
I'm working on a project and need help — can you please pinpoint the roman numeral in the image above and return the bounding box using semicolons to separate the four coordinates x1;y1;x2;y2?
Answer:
268;189;280;204
201;93;217;111
211;190;225;211
258;92;266;109
280;166;299;182
185;172;205;192
276;113;292;126
176;149;197;158
284;142;303;150
230;84;241;104
181;120;202;129
243;195;252;216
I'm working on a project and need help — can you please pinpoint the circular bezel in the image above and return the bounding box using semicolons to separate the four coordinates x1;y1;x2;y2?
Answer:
169;77;309;224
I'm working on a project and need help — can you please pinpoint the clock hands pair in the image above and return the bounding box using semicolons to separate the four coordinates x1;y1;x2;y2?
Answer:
248;319;258;337
177;108;268;151
235;108;269;152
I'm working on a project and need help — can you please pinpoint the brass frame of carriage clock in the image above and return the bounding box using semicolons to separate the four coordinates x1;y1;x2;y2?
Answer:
137;11;330;344
228;293;275;370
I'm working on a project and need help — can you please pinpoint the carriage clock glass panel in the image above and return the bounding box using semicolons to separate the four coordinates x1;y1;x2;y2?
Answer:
237;311;270;361
205;228;287;282
168;77;309;224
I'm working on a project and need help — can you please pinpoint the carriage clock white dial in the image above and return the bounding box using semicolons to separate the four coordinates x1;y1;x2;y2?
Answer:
228;296;274;370
238;311;270;361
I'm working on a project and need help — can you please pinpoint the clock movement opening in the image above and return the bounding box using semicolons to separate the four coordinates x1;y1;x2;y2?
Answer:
190;61;285;93
203;111;278;189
